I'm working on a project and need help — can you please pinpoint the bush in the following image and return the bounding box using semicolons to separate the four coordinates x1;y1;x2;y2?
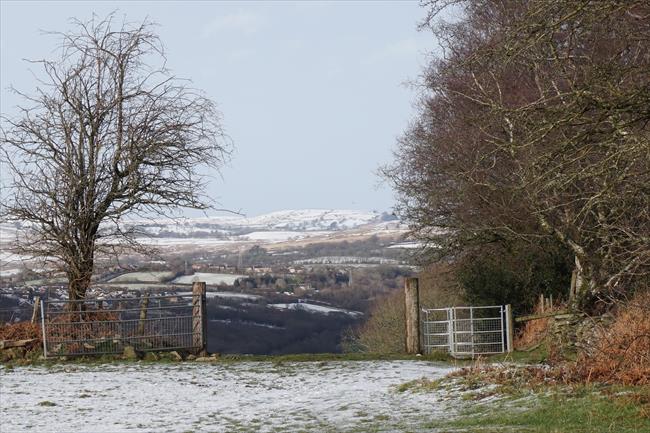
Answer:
343;263;462;353
0;322;42;351
457;240;571;314
573;291;650;385
342;290;405;353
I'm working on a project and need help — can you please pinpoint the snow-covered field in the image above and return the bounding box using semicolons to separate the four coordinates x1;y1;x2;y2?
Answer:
180;209;382;231
269;302;363;317
387;241;424;249
108;272;246;286
175;291;261;300
242;230;329;242
0;209;411;261
129;209;383;236
171;273;247;285
293;256;401;265
0;268;22;277
133;237;237;247
0;361;454;433
108;271;176;284
0;251;31;266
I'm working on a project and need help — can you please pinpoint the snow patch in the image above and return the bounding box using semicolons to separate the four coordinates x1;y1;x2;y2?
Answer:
387;242;424;249
0;268;22;277
269;302;363;317
175;291;261;300
171;273;246;285
0;361;455;432
108;271;176;284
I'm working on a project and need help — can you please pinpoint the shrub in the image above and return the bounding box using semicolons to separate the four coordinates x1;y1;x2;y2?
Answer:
343;263;462;353
0;322;42;351
457;240;571;314
342;290;405;353
573;291;650;385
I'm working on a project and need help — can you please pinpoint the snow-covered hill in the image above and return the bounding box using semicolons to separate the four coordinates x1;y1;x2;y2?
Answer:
0;210;407;262
134;209;389;235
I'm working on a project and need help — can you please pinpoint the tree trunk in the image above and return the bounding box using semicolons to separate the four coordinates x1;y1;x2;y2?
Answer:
571;255;601;311
66;254;94;312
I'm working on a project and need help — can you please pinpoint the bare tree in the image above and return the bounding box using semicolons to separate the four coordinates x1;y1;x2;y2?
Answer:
1;15;231;303
385;1;650;306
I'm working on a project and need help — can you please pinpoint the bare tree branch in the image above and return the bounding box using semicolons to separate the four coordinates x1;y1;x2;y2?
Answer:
1;13;232;303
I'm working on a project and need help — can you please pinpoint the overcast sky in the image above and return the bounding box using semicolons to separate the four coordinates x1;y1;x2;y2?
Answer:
1;1;439;217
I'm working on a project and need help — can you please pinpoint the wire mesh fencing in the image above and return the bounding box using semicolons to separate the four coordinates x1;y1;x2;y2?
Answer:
422;305;511;357
0;306;34;324
41;292;206;357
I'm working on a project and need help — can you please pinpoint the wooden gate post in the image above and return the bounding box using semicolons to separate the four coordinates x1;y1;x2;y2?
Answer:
404;277;421;354
31;296;41;324
192;281;207;354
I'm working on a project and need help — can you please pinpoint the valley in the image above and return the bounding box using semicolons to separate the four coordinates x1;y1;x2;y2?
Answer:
0;209;418;354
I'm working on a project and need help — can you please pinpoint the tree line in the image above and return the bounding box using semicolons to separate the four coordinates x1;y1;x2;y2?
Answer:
384;0;649;311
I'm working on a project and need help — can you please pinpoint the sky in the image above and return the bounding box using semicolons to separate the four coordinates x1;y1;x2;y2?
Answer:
0;1;440;217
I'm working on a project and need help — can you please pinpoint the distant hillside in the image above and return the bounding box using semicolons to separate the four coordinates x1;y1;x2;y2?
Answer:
114;209;405;247
131;209;390;236
0;209;409;269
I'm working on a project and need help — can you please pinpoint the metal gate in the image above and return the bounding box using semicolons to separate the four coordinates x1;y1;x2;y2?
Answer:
422;305;512;357
41;293;206;357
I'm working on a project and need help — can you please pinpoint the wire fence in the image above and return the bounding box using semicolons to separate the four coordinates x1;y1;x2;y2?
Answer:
41;292;206;357
0;306;34;324
422;305;511;357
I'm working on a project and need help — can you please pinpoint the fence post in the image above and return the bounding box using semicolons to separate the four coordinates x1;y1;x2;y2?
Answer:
404;277;421;354
192;281;207;355
138;293;150;335
505;304;514;353
31;296;40;324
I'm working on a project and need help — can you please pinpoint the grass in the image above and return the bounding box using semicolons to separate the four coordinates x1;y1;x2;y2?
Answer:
6;342;557;367
396;377;444;393
396;373;650;433
2;350;456;367
485;345;550;364
417;382;650;433
393;353;650;433
216;351;452;363
11;347;648;432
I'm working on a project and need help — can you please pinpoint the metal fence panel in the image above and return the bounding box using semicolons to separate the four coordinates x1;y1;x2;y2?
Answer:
42;294;205;357
422;305;508;357
422;308;452;353
0;306;33;324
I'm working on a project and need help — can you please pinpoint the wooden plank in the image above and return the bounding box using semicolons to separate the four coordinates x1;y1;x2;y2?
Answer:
0;338;37;349
514;310;571;323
